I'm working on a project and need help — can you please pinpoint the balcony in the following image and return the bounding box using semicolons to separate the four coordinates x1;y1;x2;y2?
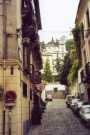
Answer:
22;37;31;47
32;46;42;70
21;0;42;30
22;8;30;18
30;70;41;84
33;0;42;29
24;64;42;84
22;25;35;36
22;25;38;43
23;46;31;74
23;65;30;75
21;0;33;18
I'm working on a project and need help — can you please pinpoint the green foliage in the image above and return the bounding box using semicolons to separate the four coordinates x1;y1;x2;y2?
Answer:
72;23;83;43
67;44;78;85
67;59;78;84
55;54;64;82
67;47;78;85
59;38;79;86
59;54;71;85
70;49;78;63
55;57;63;73
43;58;53;82
65;39;74;51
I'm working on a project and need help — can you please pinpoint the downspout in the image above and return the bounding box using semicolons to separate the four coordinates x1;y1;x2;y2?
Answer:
3;0;7;59
2;0;7;135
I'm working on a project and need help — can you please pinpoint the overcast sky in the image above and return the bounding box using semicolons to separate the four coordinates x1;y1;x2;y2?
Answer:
39;0;79;42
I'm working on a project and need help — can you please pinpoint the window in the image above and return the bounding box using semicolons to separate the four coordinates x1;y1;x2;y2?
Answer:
10;66;14;75
33;71;41;84
23;46;28;70
86;9;90;28
83;50;87;64
23;82;27;97
23;46;30;71
18;47;22;61
81;23;84;40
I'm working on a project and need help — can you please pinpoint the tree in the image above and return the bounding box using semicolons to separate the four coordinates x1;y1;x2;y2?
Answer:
43;59;53;82
59;38;79;85
59;54;71;85
67;48;78;85
54;54;64;82
55;54;62;73
65;39;74;51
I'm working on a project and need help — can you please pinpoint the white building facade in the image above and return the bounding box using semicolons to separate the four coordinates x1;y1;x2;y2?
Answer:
41;39;67;76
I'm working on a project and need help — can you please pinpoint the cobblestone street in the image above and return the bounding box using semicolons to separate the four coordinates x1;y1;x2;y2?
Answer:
29;99;90;135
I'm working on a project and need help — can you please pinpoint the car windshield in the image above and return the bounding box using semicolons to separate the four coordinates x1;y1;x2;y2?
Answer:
84;107;90;113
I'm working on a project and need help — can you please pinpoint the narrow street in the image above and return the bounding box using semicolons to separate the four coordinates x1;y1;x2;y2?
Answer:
29;99;90;135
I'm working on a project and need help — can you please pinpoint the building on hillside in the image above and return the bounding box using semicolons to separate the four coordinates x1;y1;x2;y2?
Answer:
41;38;67;76
0;0;42;134
73;0;90;102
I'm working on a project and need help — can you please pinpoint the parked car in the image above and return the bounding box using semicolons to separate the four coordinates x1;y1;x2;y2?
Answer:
74;101;89;114
66;95;75;107
79;105;90;126
46;94;53;101
70;98;80;110
73;101;83;114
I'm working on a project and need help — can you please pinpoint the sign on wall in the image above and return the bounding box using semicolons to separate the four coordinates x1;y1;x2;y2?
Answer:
4;91;17;108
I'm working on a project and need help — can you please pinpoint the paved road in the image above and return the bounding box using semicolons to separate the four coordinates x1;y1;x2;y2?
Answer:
29;99;90;135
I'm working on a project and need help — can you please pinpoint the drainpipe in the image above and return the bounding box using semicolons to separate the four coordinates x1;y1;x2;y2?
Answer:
3;0;7;59
2;0;7;135
3;109;5;135
8;110;11;135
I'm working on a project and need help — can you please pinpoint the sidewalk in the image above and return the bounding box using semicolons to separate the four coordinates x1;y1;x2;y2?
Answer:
28;111;47;135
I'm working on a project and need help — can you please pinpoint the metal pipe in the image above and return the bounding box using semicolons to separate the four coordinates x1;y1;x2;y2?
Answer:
3;110;5;135
3;64;6;135
2;0;7;59
8;110;11;135
2;0;7;135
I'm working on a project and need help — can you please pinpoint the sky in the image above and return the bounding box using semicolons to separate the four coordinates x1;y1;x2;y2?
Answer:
39;0;80;43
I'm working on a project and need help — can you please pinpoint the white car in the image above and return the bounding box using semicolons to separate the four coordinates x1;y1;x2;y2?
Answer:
79;105;90;126
70;99;80;109
74;101;83;112
65;95;75;107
